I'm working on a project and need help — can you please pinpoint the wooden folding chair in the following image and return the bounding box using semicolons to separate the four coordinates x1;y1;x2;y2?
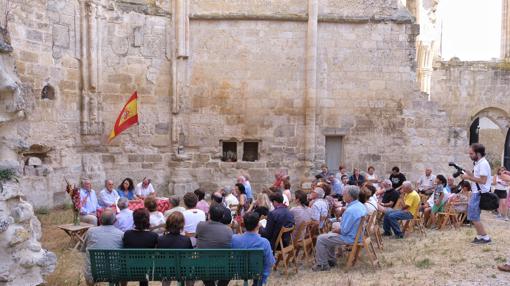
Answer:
319;215;329;234
366;212;383;250
344;216;380;269
437;202;467;230
402;214;426;237
273;225;298;277
293;221;315;265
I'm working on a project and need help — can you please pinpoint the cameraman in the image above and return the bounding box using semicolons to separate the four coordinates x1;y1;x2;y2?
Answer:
461;143;492;244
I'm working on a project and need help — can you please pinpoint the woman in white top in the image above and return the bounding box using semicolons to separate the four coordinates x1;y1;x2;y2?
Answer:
493;167;509;220
145;197;165;234
366;166;380;190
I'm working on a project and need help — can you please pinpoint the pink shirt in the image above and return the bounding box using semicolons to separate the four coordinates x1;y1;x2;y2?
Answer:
196;200;210;214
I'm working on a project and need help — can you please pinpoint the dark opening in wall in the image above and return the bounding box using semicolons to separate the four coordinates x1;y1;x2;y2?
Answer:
242;142;259;162
222;142;237;162
41;84;55;100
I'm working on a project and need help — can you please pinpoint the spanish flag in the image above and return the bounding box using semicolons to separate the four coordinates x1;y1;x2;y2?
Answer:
108;91;139;142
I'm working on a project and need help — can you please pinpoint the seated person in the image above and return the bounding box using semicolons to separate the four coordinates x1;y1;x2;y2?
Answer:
196;205;233;286
182;192;206;235
82;209;123;286
423;175;449;227
348;168;365;186
117;178;136;200
232;212;276;286
449;180;471;213
316;164;332;180
312;185;367;271
382;181;420;238
248;193;274;218
378;180;400;213
98;179;120;208
164;196;186;217
145;197;165;234
290;190;313;241
210;191;233;225
114;197;134;232
135;177;156;200
309;187;329;228
79;179;100;226
194;188;210;215
389;166;406;190
122;208;158;286
222;185;239;209
260;192;295;251
417;168;436;195
158;212;193;286
360;185;377;215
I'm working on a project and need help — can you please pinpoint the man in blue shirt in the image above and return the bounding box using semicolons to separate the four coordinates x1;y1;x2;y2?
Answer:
313;185;367;271
232;212;275;285
98;179;120;208
79;179;100;226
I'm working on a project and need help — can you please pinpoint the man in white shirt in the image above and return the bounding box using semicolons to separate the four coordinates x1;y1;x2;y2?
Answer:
114;198;134;232
461;143;492;244
417;168;436;195
309;187;329;228
98;180;120;208
182;192;206;234
135;178;156;199
222;186;239;209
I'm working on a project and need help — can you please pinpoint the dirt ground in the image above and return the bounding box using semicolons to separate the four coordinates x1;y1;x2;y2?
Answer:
38;208;510;286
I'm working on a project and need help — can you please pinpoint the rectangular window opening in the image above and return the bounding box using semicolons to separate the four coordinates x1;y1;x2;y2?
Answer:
222;142;237;162
242;142;259;162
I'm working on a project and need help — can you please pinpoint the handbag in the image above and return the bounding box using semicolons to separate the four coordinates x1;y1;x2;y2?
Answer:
477;183;499;211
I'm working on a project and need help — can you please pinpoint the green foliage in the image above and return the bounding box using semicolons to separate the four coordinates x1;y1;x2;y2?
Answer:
0;168;18;182
415;258;434;269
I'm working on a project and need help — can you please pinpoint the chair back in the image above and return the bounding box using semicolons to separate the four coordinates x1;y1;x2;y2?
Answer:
274;225;295;253
292;221;308;244
352;215;367;245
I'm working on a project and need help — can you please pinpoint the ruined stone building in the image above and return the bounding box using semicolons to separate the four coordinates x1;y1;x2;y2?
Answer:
1;0;510;209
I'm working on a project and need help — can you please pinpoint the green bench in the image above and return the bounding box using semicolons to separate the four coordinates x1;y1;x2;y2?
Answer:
89;249;264;286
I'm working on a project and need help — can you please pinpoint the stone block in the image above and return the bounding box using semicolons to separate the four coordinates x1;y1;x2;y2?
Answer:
128;154;143;162
144;154;162;162
274;125;295;137
26;30;43;42
101;155;115;163
155;123;169;134
132;26;143;47
52;24;70;48
142;163;153;169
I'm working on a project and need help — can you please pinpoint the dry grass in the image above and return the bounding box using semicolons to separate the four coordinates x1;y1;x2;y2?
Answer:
38;209;510;286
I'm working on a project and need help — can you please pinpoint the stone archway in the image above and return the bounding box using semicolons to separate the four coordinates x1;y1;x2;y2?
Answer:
469;107;510;169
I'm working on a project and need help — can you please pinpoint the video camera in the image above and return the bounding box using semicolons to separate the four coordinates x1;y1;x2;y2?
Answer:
448;162;465;178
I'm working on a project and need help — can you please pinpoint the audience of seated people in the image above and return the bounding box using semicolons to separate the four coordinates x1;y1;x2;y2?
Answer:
80;164;474;284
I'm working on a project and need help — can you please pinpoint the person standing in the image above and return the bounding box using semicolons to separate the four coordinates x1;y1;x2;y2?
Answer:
492;167;509;221
461;143;492;244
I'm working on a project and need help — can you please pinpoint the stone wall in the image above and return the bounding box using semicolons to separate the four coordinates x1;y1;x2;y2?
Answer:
431;60;510;170
3;0;474;208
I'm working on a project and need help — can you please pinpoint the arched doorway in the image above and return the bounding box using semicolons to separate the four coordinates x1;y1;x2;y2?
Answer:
469;108;510;171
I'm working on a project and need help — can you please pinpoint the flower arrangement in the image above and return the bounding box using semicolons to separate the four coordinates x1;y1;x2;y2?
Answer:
65;179;81;225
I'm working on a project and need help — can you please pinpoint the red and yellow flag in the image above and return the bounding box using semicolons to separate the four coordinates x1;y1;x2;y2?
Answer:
108;91;139;142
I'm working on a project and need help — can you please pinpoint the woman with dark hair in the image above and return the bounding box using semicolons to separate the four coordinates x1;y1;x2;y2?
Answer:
234;183;249;215
118;178;136;200
194;189;210;215
424;174;449;227
123;208;158;286
290;190;312;241
449;180;471;213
